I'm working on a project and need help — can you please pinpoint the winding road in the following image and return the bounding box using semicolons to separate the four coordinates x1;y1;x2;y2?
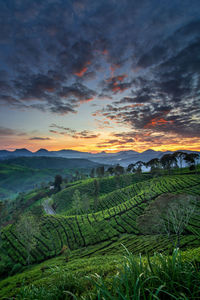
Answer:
43;198;56;215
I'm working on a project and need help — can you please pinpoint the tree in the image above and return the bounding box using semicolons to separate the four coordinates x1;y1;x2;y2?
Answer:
114;164;124;175
137;193;197;247
134;161;144;174
107;166;114;176
96;166;104;177
184;153;199;171
173;151;186;170
127;164;134;173
160;154;177;173
15;213;40;264
72;190;81;214
146;158;160;173
93;179;99;211
54;175;63;192
90;168;95;178
75;170;80;180
81;193;90;212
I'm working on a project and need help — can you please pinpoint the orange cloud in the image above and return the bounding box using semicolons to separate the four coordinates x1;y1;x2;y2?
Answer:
112;83;129;93
79;97;94;103
116;74;127;81
74;66;88;77
144;117;174;128
74;61;91;77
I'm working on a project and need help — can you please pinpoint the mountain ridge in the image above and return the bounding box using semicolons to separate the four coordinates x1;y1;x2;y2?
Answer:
0;148;199;166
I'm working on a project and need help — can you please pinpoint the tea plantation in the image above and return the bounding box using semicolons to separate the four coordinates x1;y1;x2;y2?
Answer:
0;172;200;299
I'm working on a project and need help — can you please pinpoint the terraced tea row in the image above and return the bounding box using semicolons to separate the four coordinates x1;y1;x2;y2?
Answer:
53;173;152;214
2;174;200;265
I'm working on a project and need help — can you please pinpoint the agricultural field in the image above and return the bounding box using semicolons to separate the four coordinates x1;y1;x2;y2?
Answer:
0;171;200;299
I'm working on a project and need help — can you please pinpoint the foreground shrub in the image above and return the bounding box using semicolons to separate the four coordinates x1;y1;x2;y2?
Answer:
89;248;200;300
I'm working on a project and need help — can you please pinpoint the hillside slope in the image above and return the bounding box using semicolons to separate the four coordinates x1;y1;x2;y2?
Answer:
1;174;200;266
0;157;103;199
3;156;104;170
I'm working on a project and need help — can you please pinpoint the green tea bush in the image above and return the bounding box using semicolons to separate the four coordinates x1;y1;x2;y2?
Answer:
10;263;23;276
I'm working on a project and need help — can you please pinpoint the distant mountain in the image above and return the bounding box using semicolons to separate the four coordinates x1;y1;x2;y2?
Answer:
0;150;10;158
35;148;49;155
0;148;199;166
13;148;33;156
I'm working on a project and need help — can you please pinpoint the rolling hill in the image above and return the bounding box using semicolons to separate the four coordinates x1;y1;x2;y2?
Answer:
3;156;104;170
0;171;200;298
1;173;200;266
0;157;104;199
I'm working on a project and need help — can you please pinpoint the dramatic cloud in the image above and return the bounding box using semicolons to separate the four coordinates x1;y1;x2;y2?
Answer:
0;0;200;150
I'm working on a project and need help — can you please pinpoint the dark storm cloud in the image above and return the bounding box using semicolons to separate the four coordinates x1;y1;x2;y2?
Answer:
0;0;199;138
59;83;96;102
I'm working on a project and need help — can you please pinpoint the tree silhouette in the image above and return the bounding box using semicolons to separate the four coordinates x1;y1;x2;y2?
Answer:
96;166;105;177
90;168;95;178
114;164;124;175
173;151;186;170
184;153;199;171
107;166;114;176
134;161;144;174
160;154;177;173
127;163;134;173
54;175;63;192
146;158;160;172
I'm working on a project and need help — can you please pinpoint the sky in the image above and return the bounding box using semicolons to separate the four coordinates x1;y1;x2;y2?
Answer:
0;0;200;153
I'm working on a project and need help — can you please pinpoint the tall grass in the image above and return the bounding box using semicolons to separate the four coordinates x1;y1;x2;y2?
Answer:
14;248;200;299
89;247;200;300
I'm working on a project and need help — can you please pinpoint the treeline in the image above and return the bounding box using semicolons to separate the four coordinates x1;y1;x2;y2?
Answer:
145;152;199;173
90;152;199;178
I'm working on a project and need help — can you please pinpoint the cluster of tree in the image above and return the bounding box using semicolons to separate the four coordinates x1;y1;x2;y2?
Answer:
127;152;199;174
90;164;125;178
89;152;199;179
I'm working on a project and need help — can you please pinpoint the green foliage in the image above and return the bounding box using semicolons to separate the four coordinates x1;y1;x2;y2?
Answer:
0;174;199;268
15;213;40;264
90;248;200;299
0;253;13;279
72;190;81;214
0;157;100;199
1;171;200;299
0;247;200;299
54;174;62;192
53;173;152;214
